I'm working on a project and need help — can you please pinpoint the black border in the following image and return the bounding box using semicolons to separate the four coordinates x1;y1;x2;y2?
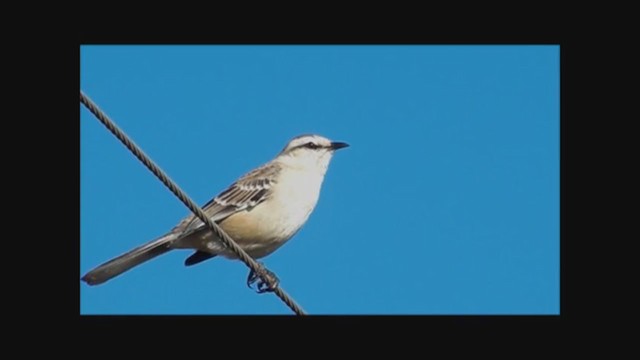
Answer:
68;37;568;342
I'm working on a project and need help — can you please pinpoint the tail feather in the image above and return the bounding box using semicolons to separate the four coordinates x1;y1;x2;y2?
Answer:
81;233;177;286
184;250;217;266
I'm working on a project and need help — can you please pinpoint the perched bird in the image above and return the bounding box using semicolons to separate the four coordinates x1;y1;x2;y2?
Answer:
81;134;349;292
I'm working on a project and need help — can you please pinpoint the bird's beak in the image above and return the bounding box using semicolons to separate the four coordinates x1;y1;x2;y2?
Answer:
330;142;350;150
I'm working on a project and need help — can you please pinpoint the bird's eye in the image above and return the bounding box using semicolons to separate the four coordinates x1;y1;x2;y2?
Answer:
305;142;320;149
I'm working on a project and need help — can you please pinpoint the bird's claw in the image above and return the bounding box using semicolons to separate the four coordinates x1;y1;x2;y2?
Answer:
247;264;279;294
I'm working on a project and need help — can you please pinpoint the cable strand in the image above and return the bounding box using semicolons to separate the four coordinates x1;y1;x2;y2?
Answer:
80;90;306;315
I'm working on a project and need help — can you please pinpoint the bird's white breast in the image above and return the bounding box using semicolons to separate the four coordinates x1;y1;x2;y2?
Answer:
267;167;324;239
211;166;325;259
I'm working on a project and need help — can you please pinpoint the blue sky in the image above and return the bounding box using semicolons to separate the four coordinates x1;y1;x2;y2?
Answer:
80;45;559;315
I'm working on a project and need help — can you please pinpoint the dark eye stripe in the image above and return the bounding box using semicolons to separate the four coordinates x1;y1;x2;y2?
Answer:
286;141;325;152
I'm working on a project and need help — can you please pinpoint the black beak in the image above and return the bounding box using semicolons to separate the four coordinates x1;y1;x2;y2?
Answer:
330;142;349;150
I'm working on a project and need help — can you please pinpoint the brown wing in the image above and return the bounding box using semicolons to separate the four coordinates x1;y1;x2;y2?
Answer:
171;162;281;236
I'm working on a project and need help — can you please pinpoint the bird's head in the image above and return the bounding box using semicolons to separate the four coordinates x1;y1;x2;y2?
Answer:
276;134;349;173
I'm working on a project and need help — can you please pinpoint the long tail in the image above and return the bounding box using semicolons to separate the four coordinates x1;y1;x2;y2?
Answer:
81;233;178;286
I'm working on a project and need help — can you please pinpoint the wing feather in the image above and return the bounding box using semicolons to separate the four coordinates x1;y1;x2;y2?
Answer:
171;162;281;236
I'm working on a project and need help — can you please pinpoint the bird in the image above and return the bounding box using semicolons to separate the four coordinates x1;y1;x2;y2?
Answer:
81;134;349;292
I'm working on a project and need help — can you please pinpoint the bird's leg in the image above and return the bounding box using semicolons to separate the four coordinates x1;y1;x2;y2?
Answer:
246;263;279;294
246;269;260;288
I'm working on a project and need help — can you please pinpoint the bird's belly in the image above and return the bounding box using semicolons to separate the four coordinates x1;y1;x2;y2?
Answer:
218;201;313;258
174;171;323;259
222;177;322;258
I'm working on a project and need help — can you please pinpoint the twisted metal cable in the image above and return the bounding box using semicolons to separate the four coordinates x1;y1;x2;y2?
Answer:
80;90;306;315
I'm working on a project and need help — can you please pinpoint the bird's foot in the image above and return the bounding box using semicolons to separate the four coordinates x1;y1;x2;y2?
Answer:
247;263;279;294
